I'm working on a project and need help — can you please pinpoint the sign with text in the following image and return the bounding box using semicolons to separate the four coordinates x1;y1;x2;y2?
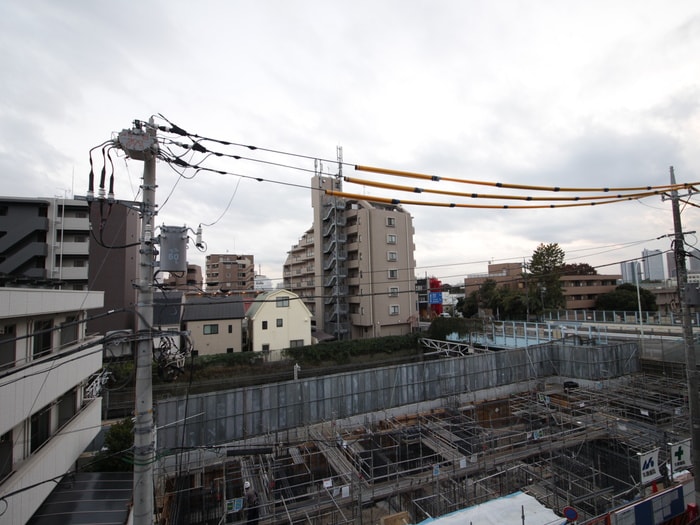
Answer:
429;291;443;305
670;439;691;472
639;448;660;484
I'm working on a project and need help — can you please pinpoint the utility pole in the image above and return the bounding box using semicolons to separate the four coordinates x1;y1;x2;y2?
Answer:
669;166;700;504
118;119;158;524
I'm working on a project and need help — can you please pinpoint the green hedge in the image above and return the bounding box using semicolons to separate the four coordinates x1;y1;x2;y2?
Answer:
282;333;421;365
426;317;482;340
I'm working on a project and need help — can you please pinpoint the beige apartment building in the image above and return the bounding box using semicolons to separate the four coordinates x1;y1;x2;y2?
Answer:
464;262;620;310
284;175;417;340
163;263;203;291
464;262;524;295
205;253;255;292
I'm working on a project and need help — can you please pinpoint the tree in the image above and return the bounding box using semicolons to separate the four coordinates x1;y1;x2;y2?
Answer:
87;418;134;472
595;283;658;312
457;291;479;318
561;263;597;276
527;243;566;312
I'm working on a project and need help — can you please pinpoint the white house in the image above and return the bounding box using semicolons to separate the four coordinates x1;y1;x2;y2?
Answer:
246;290;312;360
0;287;104;525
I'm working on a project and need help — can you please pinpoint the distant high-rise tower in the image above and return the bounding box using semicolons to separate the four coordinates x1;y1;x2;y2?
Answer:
620;261;642;284
666;252;677;279
688;248;700;273
642;249;665;281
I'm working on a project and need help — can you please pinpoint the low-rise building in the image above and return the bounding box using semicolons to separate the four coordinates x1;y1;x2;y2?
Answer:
181;295;246;356
246;290;312;360
561;274;621;310
464;263;524;295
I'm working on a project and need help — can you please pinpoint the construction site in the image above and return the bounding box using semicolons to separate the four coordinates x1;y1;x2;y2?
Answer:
154;337;694;525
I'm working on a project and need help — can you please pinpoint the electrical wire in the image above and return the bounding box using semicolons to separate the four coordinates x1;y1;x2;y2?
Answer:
343;176;676;203
324;189;648;209
353;164;700;193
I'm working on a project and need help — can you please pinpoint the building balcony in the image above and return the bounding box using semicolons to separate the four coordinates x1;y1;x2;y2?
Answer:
323;254;347;271
0;399;101;525
56;216;89;230
51;266;89;280
56;241;89;255
0;335;103;435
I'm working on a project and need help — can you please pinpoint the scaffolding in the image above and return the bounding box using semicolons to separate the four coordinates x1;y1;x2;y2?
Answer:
158;372;690;524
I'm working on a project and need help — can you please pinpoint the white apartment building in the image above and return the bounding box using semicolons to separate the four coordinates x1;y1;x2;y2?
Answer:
0;288;104;525
283;175;417;340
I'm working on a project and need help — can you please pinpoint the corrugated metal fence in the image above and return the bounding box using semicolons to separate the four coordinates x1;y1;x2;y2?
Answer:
156;342;639;450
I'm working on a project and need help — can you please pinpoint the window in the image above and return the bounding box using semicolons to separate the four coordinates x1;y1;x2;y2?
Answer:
0;325;16;371
387;234;397;244
57;389;77;428
30;406;51;453
289;339;304;348
388;269;398;279
228;325;232;334
227;348;234;353
262;321;268;330
389;305;400;316
33;319;53;358
0;430;12;480
389;287;399;297
262;344;270;352
203;324;219;335
387;251;397;262
276;296;290;308
60;316;79;347
386;217;396;227
276;318;283;328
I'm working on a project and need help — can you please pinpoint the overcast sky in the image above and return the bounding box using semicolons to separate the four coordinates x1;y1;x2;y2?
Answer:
2;1;699;285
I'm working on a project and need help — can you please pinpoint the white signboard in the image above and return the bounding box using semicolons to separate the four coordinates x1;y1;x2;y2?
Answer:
670;439;691;472
639;448;660;484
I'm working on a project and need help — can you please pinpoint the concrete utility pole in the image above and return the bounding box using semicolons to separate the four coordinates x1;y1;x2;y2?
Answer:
118;119;158;525
669;166;700;504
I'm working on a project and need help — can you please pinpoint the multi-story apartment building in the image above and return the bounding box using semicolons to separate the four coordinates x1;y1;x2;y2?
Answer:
86;201;140;335
465;262;620;311
464;262;524;295
560;274;621;309
205;254;255;292
0;197;91;290
284;228;317;310
163;264;203;292
0;287;104;524
0;196;139;335
283;175;416;340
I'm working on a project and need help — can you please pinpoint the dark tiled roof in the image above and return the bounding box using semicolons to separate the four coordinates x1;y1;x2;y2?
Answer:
154;290;183;326
27;472;132;525
182;295;246;321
